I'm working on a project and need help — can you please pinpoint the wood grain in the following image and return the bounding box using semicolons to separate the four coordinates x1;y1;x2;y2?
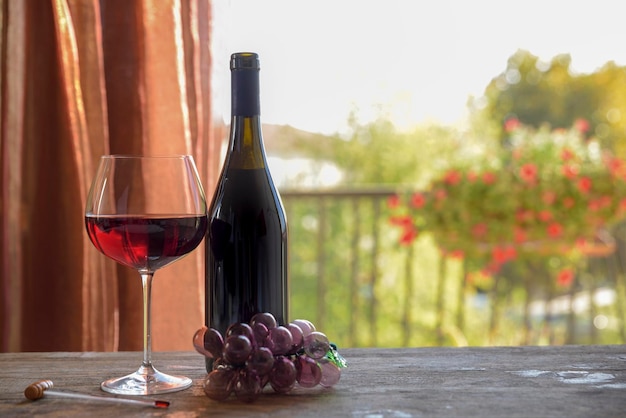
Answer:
1;346;625;417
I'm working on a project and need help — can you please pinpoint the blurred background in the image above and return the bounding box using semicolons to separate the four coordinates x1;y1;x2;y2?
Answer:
2;0;625;352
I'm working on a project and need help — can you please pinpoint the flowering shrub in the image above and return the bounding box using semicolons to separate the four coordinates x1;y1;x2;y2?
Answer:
389;120;626;275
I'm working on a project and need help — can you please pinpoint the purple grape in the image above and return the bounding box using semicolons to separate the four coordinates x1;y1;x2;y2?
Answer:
246;346;275;376
203;368;236;401
263;336;275;353
304;331;330;359
234;369;262;403
204;327;225;359
192;327;213;358
296;355;322;388
292;319;315;337
287;323;304;354
269;356;297;394
252;322;269;347
250;312;277;330
226;323;256;346
223;335;252;365
269;326;293;355
318;358;341;387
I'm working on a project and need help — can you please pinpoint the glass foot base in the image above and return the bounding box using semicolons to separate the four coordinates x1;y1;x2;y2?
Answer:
101;364;192;395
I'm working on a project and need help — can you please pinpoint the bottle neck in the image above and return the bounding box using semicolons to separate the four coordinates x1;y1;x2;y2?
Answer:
227;115;266;169
226;60;266;170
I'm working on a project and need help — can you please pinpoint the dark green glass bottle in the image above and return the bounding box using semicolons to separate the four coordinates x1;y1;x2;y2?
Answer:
205;52;288;372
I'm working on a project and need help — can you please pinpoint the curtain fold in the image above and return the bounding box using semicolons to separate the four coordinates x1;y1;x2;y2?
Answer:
0;0;217;352
52;0;117;352
1;0;27;352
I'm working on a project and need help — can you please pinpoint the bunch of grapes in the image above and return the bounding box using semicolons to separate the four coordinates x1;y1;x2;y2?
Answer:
193;313;346;402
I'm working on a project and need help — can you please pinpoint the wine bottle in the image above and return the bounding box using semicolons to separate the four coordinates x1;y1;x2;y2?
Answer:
205;52;288;372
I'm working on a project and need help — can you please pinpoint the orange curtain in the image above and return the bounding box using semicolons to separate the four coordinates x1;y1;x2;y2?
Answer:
0;0;219;352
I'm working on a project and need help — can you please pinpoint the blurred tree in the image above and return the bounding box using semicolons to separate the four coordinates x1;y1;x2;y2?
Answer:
470;49;626;156
292;111;460;187
593;62;626;157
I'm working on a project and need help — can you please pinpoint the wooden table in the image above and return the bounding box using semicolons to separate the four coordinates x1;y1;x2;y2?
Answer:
1;346;625;417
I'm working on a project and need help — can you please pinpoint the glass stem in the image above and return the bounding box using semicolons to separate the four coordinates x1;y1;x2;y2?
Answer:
140;270;155;369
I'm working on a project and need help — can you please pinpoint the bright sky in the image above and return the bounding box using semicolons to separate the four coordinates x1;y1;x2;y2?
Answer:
211;0;626;135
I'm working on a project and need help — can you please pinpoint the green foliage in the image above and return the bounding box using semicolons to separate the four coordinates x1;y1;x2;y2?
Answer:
390;123;626;263
471;49;626;156
293;112;461;187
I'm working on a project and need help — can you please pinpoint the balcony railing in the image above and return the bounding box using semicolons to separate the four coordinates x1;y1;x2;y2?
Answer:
281;188;395;347
281;188;626;348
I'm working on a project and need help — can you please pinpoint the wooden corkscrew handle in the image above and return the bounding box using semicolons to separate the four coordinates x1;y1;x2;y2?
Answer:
24;380;54;400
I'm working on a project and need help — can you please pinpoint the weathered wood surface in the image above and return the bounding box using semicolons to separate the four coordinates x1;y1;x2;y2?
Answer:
1;346;625;417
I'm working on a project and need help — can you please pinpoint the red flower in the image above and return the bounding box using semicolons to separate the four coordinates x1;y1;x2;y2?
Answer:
574;118;590;133
410;193;426;209
620;198;626;212
491;247;506;264
538;210;553;222
504;117;521;132
482;172;496;185
563;197;576;208
504;246;517;261
444;170;462;185
444;249;465;259
588;200;601;212
491;246;517;264
561;148;575;161
389;215;412;227
514;227;528;243
600;196;612;207
390;216;418;246
547;222;563;238
435;189;447;201
390;215;420;246
399;227;418;246
557;268;575;287
561;164;578;179
575;237;587;249
387;195;400;209
606;156;626;178
520;163;538;184
577;177;592;194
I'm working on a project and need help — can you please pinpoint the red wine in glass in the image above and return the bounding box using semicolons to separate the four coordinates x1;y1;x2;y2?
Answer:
86;215;207;271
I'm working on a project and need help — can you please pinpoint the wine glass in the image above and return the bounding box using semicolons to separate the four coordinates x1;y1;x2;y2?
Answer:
85;155;207;395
